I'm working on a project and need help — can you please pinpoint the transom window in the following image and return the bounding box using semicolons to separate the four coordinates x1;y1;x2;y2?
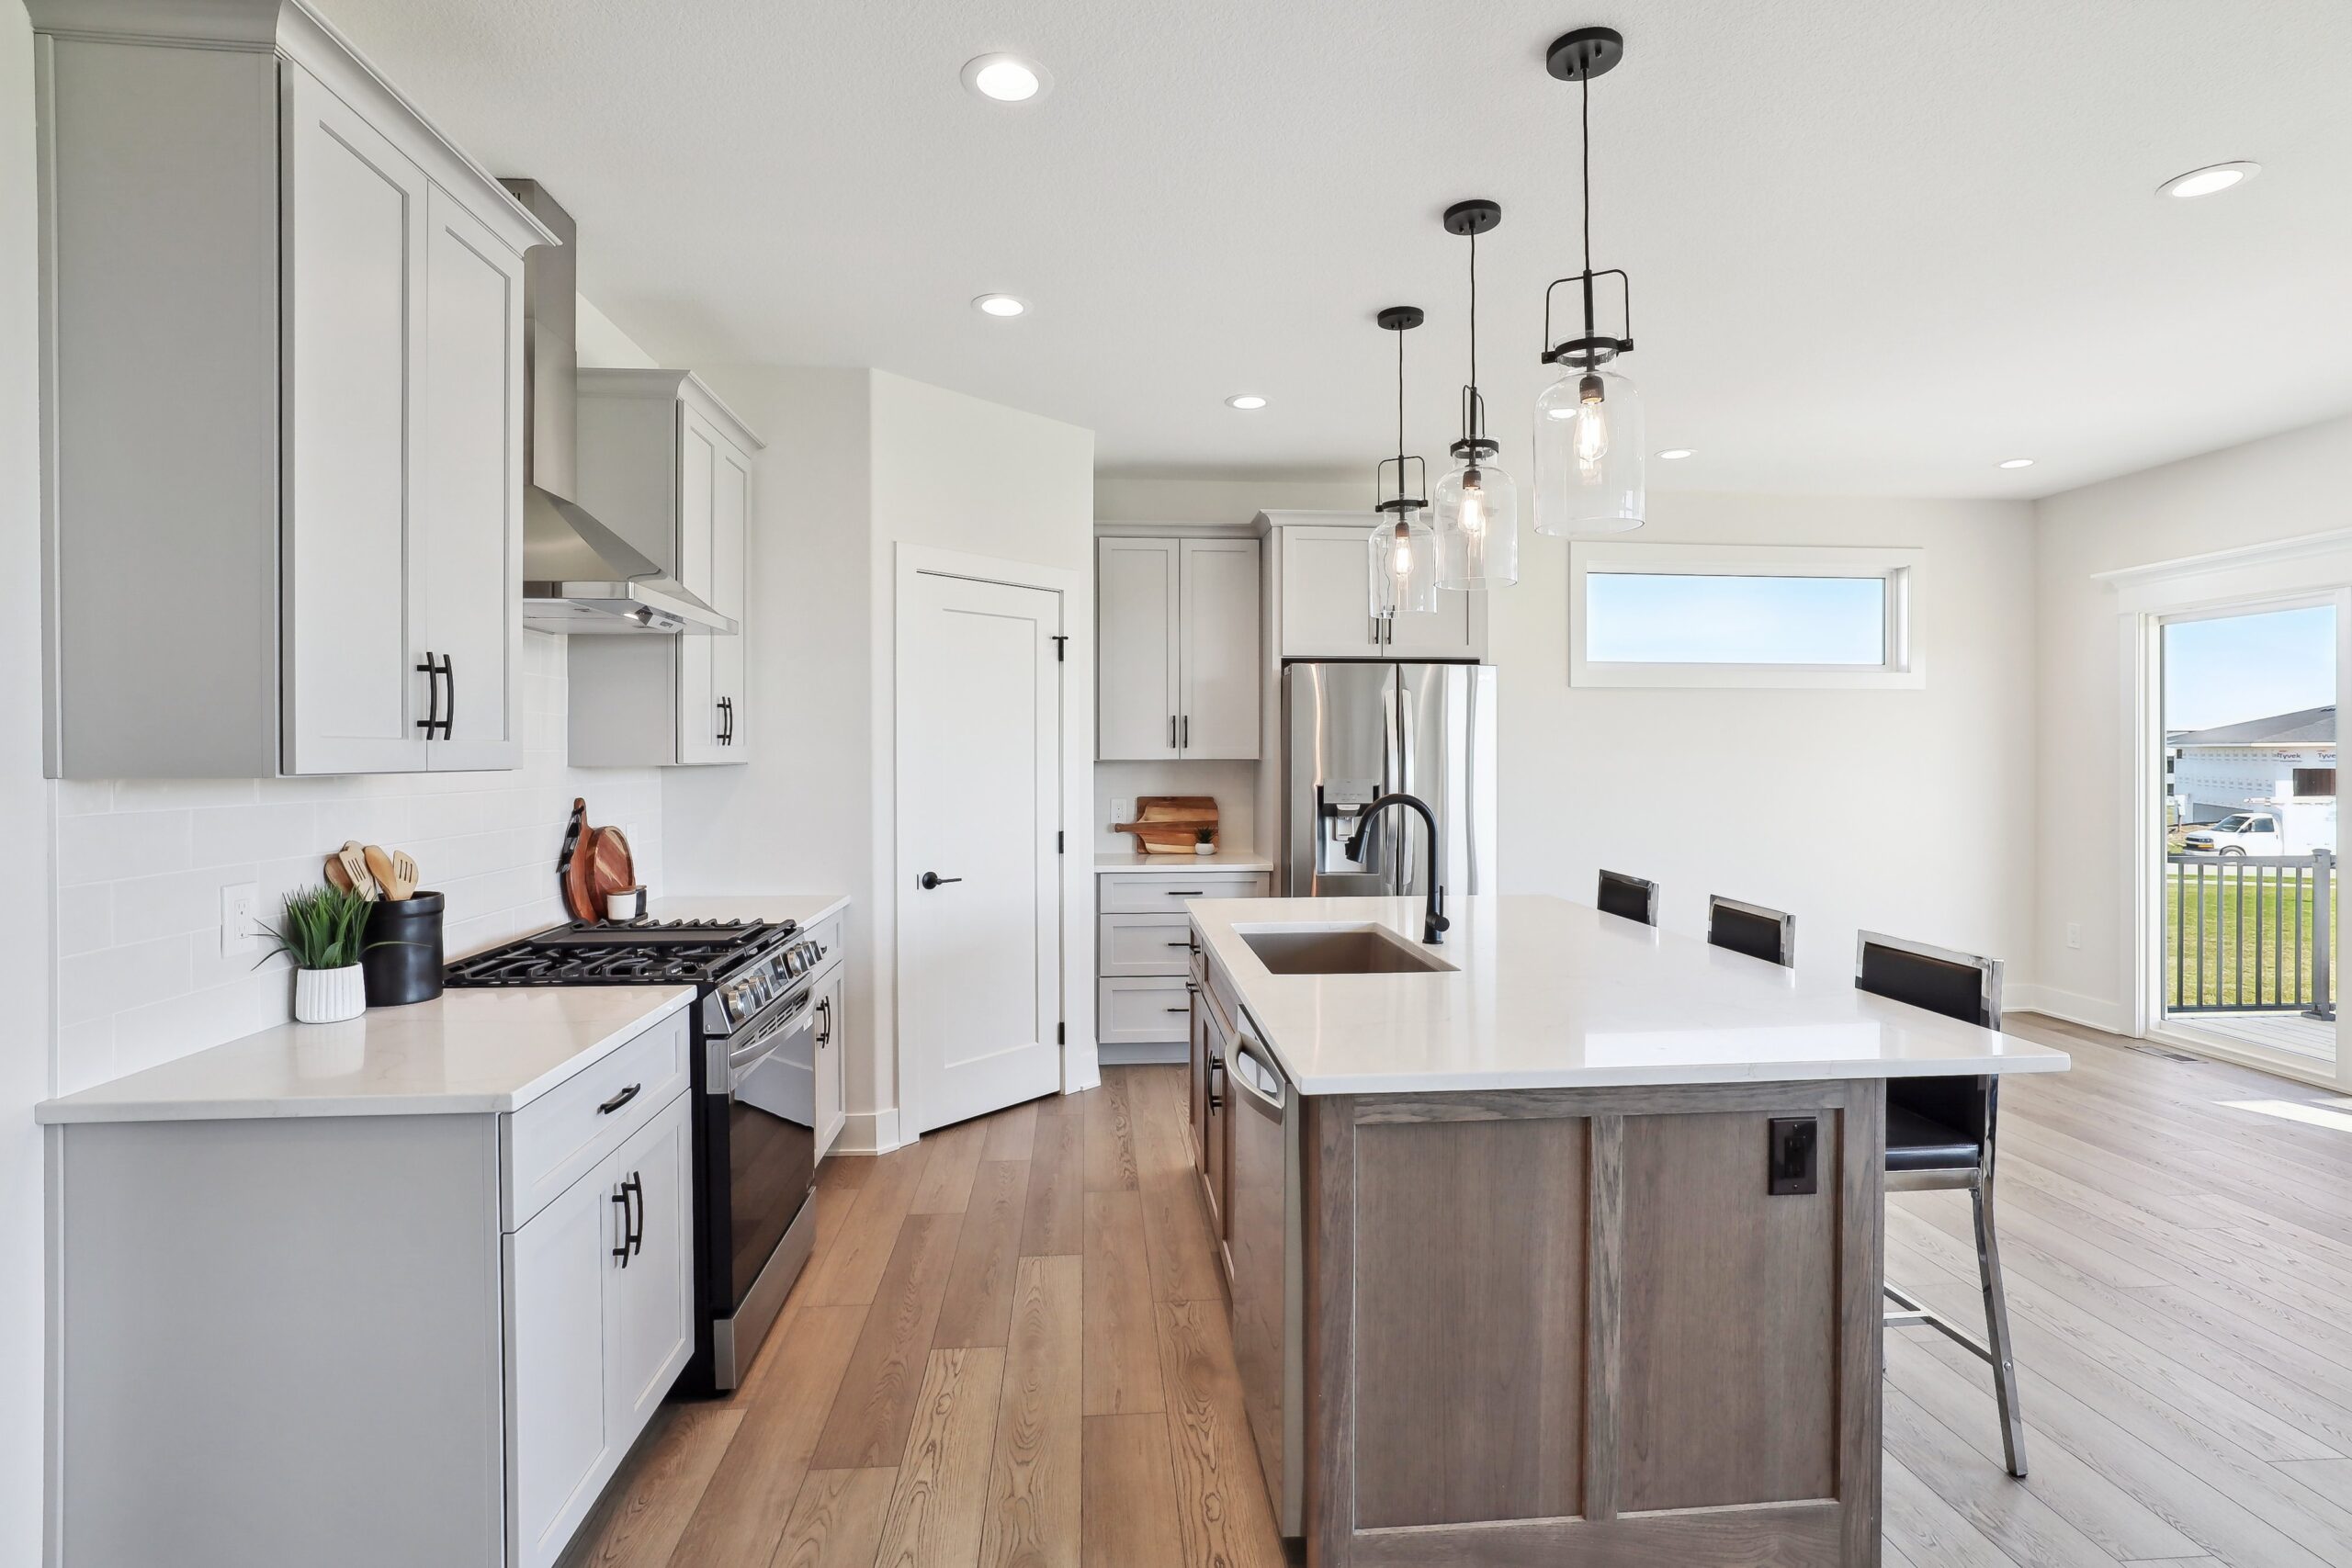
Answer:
1569;542;1924;690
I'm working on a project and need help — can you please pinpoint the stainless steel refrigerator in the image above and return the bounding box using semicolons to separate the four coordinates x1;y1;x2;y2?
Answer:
1281;662;1497;899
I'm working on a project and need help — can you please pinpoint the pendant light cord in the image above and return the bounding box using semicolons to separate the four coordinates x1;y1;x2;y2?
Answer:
1582;71;1593;278
1395;319;1406;474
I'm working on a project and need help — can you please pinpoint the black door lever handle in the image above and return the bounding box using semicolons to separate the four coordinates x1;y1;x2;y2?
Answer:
918;872;963;890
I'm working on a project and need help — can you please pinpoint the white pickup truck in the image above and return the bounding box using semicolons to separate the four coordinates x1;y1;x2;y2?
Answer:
2178;808;2333;857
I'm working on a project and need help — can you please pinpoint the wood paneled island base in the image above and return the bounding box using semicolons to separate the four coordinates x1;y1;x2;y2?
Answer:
1300;1081;1886;1568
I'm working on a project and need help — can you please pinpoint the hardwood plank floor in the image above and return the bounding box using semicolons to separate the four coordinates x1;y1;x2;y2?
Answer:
570;1032;2352;1568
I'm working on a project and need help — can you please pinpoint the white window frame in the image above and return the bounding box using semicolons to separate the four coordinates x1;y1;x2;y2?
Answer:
1567;541;1926;690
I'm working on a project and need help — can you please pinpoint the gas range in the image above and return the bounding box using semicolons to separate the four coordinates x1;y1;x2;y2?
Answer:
444;910;837;1393
443;917;828;1036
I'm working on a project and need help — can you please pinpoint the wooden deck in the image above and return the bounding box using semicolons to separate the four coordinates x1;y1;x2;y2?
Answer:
564;1018;2352;1568
2171;1007;2338;1064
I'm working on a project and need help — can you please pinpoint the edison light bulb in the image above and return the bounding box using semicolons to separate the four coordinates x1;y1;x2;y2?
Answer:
1458;470;1487;535
1573;375;1611;470
1391;527;1413;576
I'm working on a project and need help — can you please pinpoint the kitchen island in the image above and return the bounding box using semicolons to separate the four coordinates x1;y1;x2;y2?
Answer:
1182;894;2068;1568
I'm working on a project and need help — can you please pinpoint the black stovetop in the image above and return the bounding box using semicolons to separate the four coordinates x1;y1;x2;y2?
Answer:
444;918;795;988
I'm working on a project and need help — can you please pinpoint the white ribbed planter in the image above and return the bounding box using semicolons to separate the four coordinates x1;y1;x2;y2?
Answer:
293;964;367;1024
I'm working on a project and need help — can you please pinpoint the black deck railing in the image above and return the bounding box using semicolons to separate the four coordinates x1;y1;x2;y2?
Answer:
2165;850;2335;1019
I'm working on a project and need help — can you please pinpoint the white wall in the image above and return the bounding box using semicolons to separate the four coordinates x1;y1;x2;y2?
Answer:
2033;412;2352;1026
1092;760;1259;857
1096;475;2042;974
2;7;51;1559
667;370;1095;1148
50;633;665;1091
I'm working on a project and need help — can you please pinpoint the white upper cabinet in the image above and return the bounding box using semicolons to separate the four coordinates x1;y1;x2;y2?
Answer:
1096;536;1261;761
567;374;763;768
1270;515;1487;662
32;0;548;777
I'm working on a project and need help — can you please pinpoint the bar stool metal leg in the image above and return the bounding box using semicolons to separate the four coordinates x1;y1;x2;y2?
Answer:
1973;1171;2028;1478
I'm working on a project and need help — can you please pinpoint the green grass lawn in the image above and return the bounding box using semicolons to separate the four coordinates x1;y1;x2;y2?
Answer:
2163;866;2335;1010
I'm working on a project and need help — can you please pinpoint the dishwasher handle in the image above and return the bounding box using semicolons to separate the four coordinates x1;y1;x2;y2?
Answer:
1227;1035;1286;1120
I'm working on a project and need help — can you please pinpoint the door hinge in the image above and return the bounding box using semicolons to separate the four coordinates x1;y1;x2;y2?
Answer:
1057;830;1065;853
1057;1021;1065;1044
1050;635;1068;661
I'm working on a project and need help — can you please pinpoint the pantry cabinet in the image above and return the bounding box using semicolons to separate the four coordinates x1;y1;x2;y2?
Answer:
33;0;546;777
1272;518;1486;661
566;372;764;767
1096;535;1261;760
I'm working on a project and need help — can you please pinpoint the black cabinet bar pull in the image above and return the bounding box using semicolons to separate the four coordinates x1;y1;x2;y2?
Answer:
1168;715;1176;750
626;1173;645;1258
1181;715;1189;749
611;1187;631;1266
1165;940;1193;947
597;1082;641;1115
414;651;442;736
440;654;454;739
1163;889;1205;897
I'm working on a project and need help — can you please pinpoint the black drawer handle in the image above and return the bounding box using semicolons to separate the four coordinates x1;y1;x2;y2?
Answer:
1165;940;1193;948
1164;889;1205;897
597;1083;642;1115
1165;1005;1191;1013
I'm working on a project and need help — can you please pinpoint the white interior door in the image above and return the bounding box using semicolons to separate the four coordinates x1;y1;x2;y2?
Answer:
899;570;1064;1133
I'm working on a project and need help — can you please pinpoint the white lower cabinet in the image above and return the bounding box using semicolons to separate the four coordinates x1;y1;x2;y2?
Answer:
812;963;847;1160
508;1094;694;1568
46;1008;698;1568
1096;870;1268;1047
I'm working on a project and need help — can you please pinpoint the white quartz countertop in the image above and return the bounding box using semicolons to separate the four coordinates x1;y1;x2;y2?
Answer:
1189;895;2070;1096
650;892;851;928
36;987;695;1124
1096;851;1273;874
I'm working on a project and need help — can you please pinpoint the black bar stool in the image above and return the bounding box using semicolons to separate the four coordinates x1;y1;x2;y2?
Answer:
1857;931;2027;1478
1596;869;1658;926
1706;896;1794;966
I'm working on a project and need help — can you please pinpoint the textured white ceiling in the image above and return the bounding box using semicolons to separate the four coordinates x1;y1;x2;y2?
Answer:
324;0;2352;496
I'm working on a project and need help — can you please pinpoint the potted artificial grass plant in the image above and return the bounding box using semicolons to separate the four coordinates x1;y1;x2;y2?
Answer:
261;884;377;1023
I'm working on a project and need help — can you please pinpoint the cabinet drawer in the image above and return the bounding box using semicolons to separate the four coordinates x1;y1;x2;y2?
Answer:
1099;976;1193;1045
503;1006;692;1230
1100;913;1195;978
1100;870;1268;913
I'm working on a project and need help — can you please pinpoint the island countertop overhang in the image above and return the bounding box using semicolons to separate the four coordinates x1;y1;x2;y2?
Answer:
1187;893;2070;1097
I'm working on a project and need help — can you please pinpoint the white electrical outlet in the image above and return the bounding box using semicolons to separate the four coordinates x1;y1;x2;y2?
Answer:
1112;797;1135;828
220;881;260;957
2065;921;2083;950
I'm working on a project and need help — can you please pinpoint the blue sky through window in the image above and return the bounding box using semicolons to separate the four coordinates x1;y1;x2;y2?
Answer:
1586;573;1887;665
2164;604;2336;731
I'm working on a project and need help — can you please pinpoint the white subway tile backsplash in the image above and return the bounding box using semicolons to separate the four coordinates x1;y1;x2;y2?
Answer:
50;630;668;1088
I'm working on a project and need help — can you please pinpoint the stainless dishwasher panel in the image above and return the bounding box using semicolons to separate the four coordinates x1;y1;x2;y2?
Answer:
1225;1016;1302;1537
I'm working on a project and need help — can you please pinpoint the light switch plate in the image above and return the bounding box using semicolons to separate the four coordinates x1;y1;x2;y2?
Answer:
220;881;259;957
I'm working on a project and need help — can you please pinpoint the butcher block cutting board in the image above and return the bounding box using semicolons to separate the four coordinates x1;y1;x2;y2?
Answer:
1114;795;1219;855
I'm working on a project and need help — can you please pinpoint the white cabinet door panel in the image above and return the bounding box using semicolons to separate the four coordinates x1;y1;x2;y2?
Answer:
813;967;845;1161
419;183;524;770
1279;525;1385;660
1386;581;1481;660
503;1165;610;1568
676;409;723;765
1097;538;1181;760
708;438;751;759
603;1096;694;1436
1100;913;1194;977
1178;537;1261;758
1098;976;1193;1044
281;63;428;774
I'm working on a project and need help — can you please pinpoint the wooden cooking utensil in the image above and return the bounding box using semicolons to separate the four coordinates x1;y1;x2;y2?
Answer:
337;840;379;900
323;853;356;895
391;849;420;897
364;844;416;901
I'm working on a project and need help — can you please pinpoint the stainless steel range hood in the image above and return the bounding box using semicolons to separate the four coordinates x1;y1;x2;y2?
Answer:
503;179;733;635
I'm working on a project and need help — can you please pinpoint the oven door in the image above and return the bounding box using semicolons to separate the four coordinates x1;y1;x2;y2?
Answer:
718;987;818;1314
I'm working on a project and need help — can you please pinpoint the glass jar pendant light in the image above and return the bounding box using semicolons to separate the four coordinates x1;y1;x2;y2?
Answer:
1533;26;1645;535
1368;306;1438;616
1434;199;1519;590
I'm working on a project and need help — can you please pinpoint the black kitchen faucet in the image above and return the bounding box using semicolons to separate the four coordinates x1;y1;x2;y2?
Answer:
1343;792;1451;945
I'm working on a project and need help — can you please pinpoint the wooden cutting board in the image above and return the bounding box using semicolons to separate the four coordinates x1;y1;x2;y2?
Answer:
1113;795;1219;855
559;798;639;922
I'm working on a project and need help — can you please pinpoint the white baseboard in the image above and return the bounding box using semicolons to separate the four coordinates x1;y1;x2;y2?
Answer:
833;1106;913;1156
1098;1041;1185;1066
2007;984;2131;1035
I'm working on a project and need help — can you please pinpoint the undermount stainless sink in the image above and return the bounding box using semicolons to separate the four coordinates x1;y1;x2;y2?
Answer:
1239;925;1455;976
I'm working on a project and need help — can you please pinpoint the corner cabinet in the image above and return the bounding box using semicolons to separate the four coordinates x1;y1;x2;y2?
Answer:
46;1004;698;1568
566;372;764;767
1264;514;1487;662
33;0;546;777
1097;536;1261;761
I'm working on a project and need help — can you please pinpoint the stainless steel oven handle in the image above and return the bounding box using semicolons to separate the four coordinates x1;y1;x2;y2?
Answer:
727;991;812;1075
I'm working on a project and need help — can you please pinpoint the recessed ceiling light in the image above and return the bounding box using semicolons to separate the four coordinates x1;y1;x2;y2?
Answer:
2157;161;2259;199
972;293;1028;318
1226;394;1267;411
1998;457;2035;469
961;53;1051;104
1656;448;1693;460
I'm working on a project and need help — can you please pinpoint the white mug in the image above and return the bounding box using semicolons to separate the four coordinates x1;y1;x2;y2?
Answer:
605;886;647;922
